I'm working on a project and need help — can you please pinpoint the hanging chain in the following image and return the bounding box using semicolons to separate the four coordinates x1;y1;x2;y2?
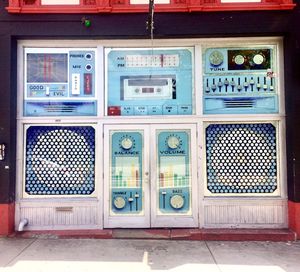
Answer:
146;0;155;41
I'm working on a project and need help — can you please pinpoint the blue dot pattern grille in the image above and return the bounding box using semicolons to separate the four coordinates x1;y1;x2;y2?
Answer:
206;123;277;194
25;126;95;195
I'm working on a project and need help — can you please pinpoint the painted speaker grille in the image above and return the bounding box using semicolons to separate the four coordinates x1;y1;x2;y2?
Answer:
206;123;277;194
25;126;95;195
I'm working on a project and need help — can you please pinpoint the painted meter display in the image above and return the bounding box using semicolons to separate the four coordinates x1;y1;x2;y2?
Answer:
106;48;194;116
203;46;278;114
110;131;144;214
24;48;97;116
157;130;191;213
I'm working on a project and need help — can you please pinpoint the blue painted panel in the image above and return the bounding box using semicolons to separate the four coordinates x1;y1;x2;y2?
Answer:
111;131;143;214
25;49;96;116
69;51;95;97
106;48;193;116
203;47;278;114
25;101;97;116
157;131;190;213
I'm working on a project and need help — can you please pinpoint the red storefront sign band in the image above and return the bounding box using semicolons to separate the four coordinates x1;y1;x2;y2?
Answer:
6;0;295;13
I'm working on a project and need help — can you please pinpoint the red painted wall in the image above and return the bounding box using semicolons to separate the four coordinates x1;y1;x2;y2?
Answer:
0;204;14;236
288;201;300;237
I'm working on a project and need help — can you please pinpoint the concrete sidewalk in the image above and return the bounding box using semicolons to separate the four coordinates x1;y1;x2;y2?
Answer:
0;238;300;272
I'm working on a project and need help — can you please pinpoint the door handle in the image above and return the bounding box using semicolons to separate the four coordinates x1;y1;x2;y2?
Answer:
144;171;149;183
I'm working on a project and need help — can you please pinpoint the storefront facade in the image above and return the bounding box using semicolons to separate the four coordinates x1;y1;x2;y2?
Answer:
0;0;300;238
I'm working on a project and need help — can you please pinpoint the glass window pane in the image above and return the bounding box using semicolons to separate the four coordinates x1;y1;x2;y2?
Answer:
110;131;144;215
206;123;277;194
157;130;191;214
25;126;95;195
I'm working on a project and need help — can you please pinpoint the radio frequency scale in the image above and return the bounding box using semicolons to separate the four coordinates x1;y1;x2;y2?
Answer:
203;46;278;114
106;48;194;116
24;48;97;116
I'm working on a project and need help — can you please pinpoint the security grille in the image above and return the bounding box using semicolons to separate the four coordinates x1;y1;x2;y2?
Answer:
206;123;277;194
25;126;95;195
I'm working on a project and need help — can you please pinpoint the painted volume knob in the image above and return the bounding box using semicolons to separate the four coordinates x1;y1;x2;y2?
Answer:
209;50;224;67
121;138;133;149
113;196;126;209
167;136;180;149
170;194;185;209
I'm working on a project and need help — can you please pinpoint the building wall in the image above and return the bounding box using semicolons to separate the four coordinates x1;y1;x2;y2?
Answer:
0;0;300;235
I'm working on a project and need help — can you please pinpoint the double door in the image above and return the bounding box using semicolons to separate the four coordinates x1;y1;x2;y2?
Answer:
103;124;198;228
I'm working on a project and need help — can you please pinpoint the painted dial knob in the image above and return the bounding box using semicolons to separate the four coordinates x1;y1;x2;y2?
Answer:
121;138;133;150
113;196;126;209
253;54;265;65
167;136;180;149
209;50;224;66
234;54;245;65
170;195;185;209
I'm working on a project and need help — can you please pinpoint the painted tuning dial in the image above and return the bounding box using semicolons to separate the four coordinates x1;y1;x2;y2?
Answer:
170;194;185;209
167;136;180;149
113;196;126;209
209;50;224;67
233;54;245;66
252;53;265;65
121;138;133;150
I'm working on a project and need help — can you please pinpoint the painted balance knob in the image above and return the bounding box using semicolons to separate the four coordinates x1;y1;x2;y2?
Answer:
170;194;185;209
121;138;133;149
113;196;126;209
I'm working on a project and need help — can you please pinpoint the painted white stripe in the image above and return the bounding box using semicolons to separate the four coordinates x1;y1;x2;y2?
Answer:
221;0;261;2
41;0;80;5
130;0;170;4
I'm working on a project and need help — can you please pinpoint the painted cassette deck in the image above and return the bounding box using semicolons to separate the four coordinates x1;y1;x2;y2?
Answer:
106;48;193;116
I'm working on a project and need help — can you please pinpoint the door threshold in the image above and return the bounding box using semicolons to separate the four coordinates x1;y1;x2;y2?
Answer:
11;228;297;241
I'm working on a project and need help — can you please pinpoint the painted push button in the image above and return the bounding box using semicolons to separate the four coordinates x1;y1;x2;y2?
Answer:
113;196;126;209
85;53;93;60
170;194;185;209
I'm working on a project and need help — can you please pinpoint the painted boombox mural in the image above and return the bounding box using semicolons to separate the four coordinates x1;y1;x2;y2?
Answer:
24;48;97;116
157;130;191;213
110;131;144;214
106;48;193;116
203;46;278;114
